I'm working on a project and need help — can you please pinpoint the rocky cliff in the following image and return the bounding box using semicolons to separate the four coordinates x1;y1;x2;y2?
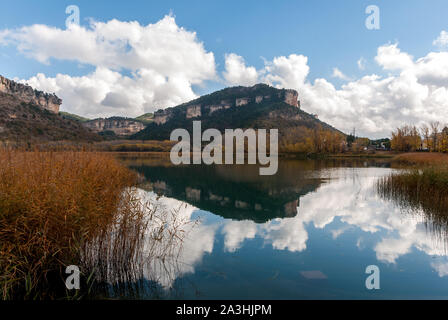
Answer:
0;75;61;113
83;117;146;136
132;83;340;141
152;84;300;125
0;92;100;142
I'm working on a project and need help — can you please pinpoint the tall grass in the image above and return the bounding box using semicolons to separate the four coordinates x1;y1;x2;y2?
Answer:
377;165;448;230
0;149;190;299
392;152;448;166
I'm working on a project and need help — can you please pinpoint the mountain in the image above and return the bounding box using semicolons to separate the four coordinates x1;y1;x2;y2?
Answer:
132;84;343;144
0;92;101;143
0;75;101;143
0;76;345;149
0;75;61;113
58;111;149;137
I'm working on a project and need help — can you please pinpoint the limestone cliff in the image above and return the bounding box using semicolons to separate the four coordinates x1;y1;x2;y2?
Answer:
0;92;100;142
0;75;61;113
134;83;343;141
83;117;146;136
152;84;300;125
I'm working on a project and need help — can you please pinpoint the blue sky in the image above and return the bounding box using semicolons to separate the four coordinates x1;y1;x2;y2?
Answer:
1;0;448;137
2;0;447;82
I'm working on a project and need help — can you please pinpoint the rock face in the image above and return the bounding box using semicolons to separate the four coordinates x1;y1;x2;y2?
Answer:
186;105;202;119
83;118;146;136
283;89;299;108
133;83;320;141
0;75;61;113
236;97;250;106
209;104;230;115
151;84;300;126
0;91;100;142
154;109;172;125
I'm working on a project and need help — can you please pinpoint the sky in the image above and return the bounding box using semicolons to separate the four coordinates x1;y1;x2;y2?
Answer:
1;0;448;138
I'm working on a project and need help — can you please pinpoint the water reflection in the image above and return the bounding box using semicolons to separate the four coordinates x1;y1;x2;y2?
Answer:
117;156;448;299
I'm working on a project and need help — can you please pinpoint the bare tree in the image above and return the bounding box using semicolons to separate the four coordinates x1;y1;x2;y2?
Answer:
430;121;440;152
420;124;430;150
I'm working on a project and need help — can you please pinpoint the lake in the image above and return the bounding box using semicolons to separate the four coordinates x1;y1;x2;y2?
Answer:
116;155;448;299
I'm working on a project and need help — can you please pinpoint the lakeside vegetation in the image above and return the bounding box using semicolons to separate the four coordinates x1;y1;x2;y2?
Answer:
377;164;448;219
377;121;448;221
391;152;448;166
378;152;448;221
0;149;189;300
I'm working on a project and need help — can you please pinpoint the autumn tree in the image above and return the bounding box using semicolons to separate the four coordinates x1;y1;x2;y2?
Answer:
391;125;421;152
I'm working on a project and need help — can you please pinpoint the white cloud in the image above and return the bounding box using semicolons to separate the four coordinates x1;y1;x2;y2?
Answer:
375;43;414;71
357;57;366;70
222;53;258;86
223;43;448;138
2;17;448;137
263;54;310;88
431;261;448;277
433;30;448;49
0;15;216;118
332;67;350;81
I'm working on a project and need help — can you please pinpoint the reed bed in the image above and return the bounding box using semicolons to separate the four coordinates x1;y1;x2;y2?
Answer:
377;165;448;228
392;152;448;166
0;149;190;299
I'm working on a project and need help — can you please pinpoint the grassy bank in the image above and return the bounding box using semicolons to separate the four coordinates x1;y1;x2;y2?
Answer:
0;150;189;300
391;152;448;166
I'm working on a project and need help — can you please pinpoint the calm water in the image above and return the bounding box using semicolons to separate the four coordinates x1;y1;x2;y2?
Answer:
118;156;448;299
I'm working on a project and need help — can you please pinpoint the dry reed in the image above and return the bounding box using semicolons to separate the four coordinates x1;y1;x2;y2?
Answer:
0;149;191;299
377;165;448;230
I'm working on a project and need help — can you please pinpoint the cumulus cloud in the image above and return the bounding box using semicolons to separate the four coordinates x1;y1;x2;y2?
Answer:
223;43;448;138
0;15;216;117
222;53;258;86
375;43;414;71
433;30;448;49
431;261;448;277
263;54;310;88
2;16;448;137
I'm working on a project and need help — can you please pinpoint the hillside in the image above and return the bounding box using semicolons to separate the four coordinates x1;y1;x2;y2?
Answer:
59;111;90;122
0;92;101;143
0;75;61;113
82;117;146;138
132;84;343;147
58;111;149;138
135;113;154;124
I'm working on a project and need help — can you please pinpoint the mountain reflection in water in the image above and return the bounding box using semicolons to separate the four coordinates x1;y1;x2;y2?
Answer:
116;155;448;299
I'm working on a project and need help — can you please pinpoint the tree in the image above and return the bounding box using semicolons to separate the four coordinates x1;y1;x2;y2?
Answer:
430;121;440;152
391;125;421;152
440;127;448;153
420;124;430;150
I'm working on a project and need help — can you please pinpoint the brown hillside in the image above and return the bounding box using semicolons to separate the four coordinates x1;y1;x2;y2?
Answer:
0;92;101;143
